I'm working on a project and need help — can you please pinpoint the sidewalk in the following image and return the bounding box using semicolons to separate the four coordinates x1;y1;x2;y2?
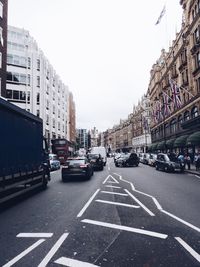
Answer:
184;164;200;176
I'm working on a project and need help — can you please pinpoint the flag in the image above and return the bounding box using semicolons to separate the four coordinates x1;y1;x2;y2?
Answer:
155;5;166;25
162;92;171;117
142;116;149;131
156;101;163;121
169;78;182;109
152;107;158;124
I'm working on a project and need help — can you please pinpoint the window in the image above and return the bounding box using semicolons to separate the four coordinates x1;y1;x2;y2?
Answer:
46;85;49;95
53;105;55;114
52;118;55;128
46;99;49;110
0;2;3;18
28;74;30;86
194;28;200;44
37;76;40;87
20;91;26;101
27;57;31;68
195;52;200;69
36;110;40;117
6;71;27;84
184;110;190;121
46;115;49;125
36;92;40;105
191;106;198;118
27;91;30;103
13;90;19;100
170;119;177;134
37;59;40;71
6;89;12;99
0;52;2;68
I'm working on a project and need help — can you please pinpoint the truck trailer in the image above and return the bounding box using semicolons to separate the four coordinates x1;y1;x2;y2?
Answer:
0;97;50;204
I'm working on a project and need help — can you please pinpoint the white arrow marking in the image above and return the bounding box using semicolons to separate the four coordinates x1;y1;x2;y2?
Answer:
95;199;140;208
2;239;45;267
77;189;100;218
81;219;168;239
55;257;99;266
124;189;155;216
175;237;200;263
101;191;128;196
102;175;119;184
38;233;69;267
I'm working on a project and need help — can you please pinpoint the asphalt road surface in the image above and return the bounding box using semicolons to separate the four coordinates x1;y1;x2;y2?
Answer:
1;158;200;267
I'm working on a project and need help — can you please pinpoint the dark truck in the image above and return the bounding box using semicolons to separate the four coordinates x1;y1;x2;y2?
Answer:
0;97;50;204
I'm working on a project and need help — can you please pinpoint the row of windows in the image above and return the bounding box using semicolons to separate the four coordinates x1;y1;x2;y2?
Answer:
6;89;30;103
152;106;199;140
7;54;27;67
7;72;30;85
7;41;25;52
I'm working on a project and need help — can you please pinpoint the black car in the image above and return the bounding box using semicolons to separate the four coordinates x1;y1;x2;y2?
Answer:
115;152;139;167
62;157;94;181
87;153;104;171
155;153;184;172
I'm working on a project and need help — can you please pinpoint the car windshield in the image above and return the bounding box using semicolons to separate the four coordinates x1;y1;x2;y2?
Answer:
49;155;58;160
87;154;99;159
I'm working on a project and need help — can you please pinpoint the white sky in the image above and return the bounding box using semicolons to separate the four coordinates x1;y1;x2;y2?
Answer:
8;0;183;132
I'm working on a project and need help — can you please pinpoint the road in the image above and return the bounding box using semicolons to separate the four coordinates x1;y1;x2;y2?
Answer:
1;158;200;267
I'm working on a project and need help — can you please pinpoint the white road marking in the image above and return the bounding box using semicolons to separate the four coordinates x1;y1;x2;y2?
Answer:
105;185;121;189
81;219;168;239
17;233;53;238
55;257;99;266
195;175;200;179
133;189;163;210
161;210;200;233
113;172;135;190
124;189;155;216
175;237;200;263
77;189;100;218
95;199;140;208
2;239;45;267
101;191;128;196
38;233;69;267
102;175;119;184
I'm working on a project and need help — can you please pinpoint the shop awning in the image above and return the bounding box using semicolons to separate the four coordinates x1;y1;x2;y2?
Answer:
151;143;158;151
173;135;188;148
186;131;200;146
166;138;176;148
157;141;166;150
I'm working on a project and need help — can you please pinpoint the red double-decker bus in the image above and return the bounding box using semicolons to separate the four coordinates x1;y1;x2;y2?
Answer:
51;138;73;164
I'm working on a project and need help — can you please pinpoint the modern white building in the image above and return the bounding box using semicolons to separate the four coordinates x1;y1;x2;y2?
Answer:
6;25;70;144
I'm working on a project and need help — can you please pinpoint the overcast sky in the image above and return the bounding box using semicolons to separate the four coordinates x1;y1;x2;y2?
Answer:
8;0;183;132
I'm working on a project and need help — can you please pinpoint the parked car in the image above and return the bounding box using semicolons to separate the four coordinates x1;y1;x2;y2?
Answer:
49;153;60;171
114;153;123;164
148;154;157;167
62;157;94;181
115;153;139;167
87;153;104;170
138;153;144;163
155;153;184;172
143;153;150;165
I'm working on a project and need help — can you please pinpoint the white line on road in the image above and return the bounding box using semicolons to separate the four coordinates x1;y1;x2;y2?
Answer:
81;219;168;239
113;172;135;190
105;185;121;189
161;210;200;233
133;189;163;210
102;175;119;184
101;191;128;196
124;189;155;216
2;239;45;267
195;175;200;179
38;233;69;267
175;237;200;263
77;189;100;218
95;199;140;208
55;257;99;266
17;233;53;238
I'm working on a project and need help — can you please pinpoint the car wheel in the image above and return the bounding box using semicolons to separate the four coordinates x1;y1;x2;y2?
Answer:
155;164;159;170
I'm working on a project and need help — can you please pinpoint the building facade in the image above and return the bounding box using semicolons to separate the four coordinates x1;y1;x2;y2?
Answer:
6;26;72;145
76;129;89;150
0;0;7;97
148;0;200;159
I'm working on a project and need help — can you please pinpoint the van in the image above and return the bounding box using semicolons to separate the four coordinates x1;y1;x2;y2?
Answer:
90;146;107;166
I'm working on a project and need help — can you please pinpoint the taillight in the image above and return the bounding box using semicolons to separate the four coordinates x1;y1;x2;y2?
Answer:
62;165;69;169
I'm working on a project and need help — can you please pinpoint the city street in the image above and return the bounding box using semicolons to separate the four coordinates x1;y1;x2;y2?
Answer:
1;158;200;267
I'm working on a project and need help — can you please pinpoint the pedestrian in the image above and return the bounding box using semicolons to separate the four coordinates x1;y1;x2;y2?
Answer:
195;153;200;171
185;154;191;170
